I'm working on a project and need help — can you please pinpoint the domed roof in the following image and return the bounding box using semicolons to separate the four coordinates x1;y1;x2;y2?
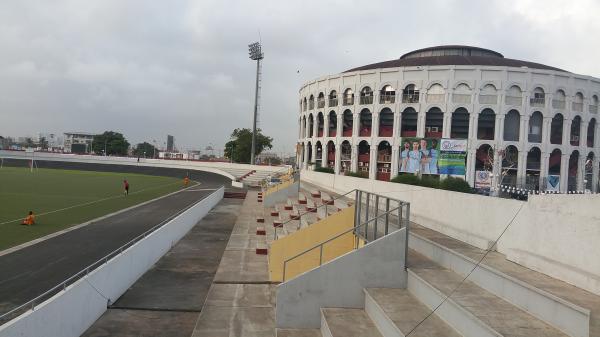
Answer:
344;45;567;73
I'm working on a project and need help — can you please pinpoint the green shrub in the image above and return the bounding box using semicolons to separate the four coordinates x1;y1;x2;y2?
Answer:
345;171;369;178
439;176;473;193
391;174;422;186
391;174;472;193
314;167;334;174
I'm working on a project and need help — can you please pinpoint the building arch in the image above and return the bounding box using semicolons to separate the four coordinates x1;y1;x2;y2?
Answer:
450;107;470;139
328;111;337;137
357;140;371;176
379;108;394;137
550;113;564;145
342;109;353;137
401;107;418;137
425;107;444;138
526;147;542;190
587;118;596;147
359;108;372;136
376;141;392;181
360;86;374;105
570;115;581;146
380;85;396;104
326;140;335;168
528;111;543;143
477;108;496;140
343;88;355;106
503;109;520;141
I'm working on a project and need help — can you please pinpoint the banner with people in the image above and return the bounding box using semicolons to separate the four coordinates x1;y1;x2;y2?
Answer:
399;138;440;174
438;138;468;176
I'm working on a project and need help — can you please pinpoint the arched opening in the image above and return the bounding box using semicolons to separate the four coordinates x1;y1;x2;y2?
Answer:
570;116;581;146
342;110;353;137
475;144;493;174
376;141;392;181
301;116;306;138
479;84;498;104
503;110;520;141
303;97;307;111
317;112;324;137
452;83;471;104
585;152;594;191
401;108;418;137
550;113;563;144
308;114;314;137
427;84;445;103
340;141;351;173
379;108;394;137
505;85;522;106
568;151;580;191
300;142;305;163
329;90;338;107
360;86;373;105
450;108;469;139
358;140;370;175
477;108;495;140
298;118;302;139
552;90;566;110
343;89;354;106
315;141;323;167
531;87;545;107
359;109;372;137
309;95;315;110
380;85;395;104
328;111;337;137
526;147;541;190
317;92;325;109
548;149;562;185
501;145;519;187
588;118;596;147
307;142;313;163
573;92;584;112
528;111;543;143
591;95;599;114
425;107;443;138
402;84;419;103
326;141;335;168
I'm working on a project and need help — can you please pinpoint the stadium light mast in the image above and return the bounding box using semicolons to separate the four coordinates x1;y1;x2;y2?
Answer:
248;41;264;165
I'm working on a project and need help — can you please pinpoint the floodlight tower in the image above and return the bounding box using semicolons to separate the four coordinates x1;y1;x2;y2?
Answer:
248;42;264;165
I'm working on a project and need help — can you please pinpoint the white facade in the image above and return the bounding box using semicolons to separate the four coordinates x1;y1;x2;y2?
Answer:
297;46;600;193
63;132;95;153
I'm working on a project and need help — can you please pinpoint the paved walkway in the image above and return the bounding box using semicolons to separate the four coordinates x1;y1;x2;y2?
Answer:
0;185;224;316
82;198;243;337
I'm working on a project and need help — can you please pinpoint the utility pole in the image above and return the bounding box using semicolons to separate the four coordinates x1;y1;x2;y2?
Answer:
248;42;264;165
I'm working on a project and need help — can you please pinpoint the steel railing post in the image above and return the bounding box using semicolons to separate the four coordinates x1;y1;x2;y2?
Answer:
384;198;390;235
283;261;287;282
355;190;362;233
404;203;410;270
364;192;370;241
373;195;379;240
319;245;323;266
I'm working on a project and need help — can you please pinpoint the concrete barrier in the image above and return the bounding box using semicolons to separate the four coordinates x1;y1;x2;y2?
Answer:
0;187;224;337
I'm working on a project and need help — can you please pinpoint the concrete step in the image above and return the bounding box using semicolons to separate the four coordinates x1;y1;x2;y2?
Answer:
408;250;569;337
321;308;383;337
310;189;321;198
321;192;334;205
364;288;461;337
298;193;307;204
408;229;590;337
277;329;322;337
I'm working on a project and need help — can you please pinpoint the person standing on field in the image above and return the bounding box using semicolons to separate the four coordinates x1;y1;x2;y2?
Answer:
183;176;190;187
123;179;129;196
21;211;35;226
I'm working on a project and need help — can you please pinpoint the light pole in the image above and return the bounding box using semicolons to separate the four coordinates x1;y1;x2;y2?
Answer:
248;41;264;165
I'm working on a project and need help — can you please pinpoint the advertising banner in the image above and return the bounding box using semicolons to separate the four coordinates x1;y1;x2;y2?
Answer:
438;139;468;176
399;138;440;174
475;170;492;190
546;175;560;192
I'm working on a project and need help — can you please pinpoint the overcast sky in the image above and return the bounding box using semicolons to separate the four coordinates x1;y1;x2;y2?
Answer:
1;0;598;154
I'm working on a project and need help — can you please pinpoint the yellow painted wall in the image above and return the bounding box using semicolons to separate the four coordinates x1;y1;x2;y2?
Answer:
264;177;294;197
269;206;356;282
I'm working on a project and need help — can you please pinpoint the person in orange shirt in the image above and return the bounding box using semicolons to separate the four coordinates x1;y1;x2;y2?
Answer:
183;176;190;187
21;211;35;226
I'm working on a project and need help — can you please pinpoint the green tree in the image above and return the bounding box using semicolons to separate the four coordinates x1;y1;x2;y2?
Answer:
38;137;48;150
92;131;130;156
224;128;273;163
133;142;157;158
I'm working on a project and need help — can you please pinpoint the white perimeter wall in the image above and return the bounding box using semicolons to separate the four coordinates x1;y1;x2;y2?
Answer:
0;187;224;337
302;170;600;296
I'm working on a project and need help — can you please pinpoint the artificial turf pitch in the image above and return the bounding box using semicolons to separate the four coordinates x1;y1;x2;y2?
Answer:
0;167;185;251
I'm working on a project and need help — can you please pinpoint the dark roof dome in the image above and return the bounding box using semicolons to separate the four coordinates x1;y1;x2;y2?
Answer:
344;45;567;73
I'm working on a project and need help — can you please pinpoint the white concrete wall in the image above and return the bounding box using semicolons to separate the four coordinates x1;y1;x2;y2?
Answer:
0;187;224;337
302;170;600;296
276;228;407;329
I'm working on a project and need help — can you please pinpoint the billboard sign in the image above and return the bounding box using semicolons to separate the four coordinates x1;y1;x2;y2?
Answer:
475;170;492;190
439;139;467;176
546;175;560;192
399;138;440;174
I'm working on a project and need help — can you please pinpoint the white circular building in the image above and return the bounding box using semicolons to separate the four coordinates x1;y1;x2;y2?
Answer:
297;45;600;193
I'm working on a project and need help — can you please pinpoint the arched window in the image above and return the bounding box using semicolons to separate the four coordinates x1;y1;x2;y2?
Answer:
503;110;520;141
317;92;325;109
402;84;419;103
552;90;566;110
342;110;353;136
427;84;445;103
316;141;323;165
505;85;522;106
550;113;563;144
475;144;493;172
309;95;315;110
317;112;324;137
573;92;584;112
531;87;545;107
548;149;562;176
401;108;418;137
526;147;541;190
590;95;599;114
328;111;337;137
380;85;395;104
502;145;519;186
379;108;394;137
452;83;471;104
585;152;594;191
450;108;469;139
301;116;306;138
477;108;496;140
303;97;307;111
568;150;580;191
326;141;335;168
570;116;581;146
308;114;314;137
376;141;392;181
528;111;543;143
425;107;443;137
343;89;354;106
340;141;351;172
358;140;370;175
479;84;498;104
359;109;372;137
307;141;313;162
329;90;338;107
588;118;596;147
360;87;373;105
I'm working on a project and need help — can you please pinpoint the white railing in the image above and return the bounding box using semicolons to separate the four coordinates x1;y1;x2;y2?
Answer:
328;98;338;107
402;94;419;103
530;97;545;107
360;96;373;105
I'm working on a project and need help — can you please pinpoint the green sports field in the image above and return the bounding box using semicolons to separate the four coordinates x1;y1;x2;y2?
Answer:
0;167;185;251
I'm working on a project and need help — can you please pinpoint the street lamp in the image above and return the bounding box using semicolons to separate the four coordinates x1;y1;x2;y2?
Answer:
248;41;264;165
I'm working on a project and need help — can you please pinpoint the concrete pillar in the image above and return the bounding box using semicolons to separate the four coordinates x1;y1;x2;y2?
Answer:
541;117;552;151
466;150;476;186
393;112;401;138
519;116;529;144
369;146;377;180
391;146;399;178
540;152;549;190
323;114;329;138
352;113;359;138
334;143;341;175
560;153;569;193
351;144;358;172
580;120;588;149
417;109;426;138
492;149;501;193
311;143;317;169
372;112;379;138
303;143;309;169
517;150;528;186
495;114;504;142
593;160;600;193
595;123;600;149
577;155;586;191
562;118;571;147
336;113;343;138
442;112;452;138
313;118;318;138
469;113;478;139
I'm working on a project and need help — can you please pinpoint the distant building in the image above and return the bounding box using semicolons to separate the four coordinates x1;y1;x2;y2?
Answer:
38;133;63;151
158;151;188;160
167;135;174;152
64;132;95;154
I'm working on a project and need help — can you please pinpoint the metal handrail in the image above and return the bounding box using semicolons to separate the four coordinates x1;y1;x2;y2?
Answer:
274;189;357;240
282;204;405;281
0;187;223;324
